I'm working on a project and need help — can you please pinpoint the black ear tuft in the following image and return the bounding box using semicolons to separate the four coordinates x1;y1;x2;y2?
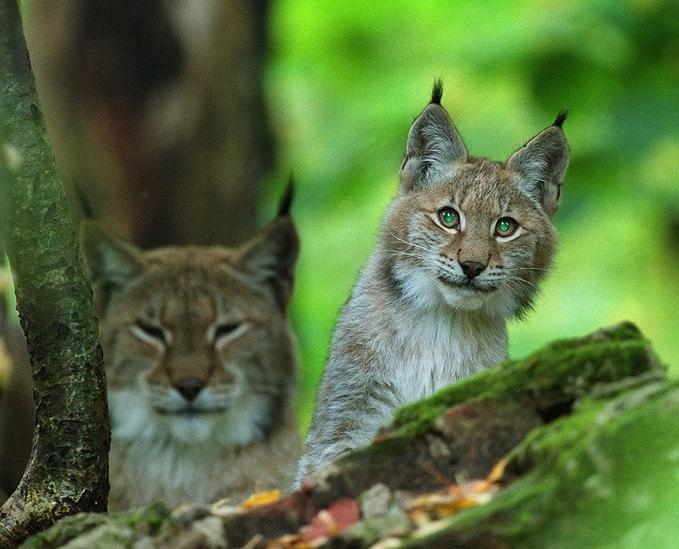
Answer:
277;176;294;217
400;82;467;191
238;214;299;312
507;117;569;218
431;79;443;105
553;110;568;128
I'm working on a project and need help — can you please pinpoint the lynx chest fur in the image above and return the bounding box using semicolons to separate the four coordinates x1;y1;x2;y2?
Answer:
297;82;569;483
82;203;300;510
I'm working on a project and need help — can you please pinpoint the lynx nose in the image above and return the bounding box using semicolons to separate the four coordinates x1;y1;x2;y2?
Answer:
460;260;486;279
175;377;205;402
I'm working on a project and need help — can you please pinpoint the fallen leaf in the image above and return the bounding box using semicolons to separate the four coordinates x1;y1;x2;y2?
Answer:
406;457;507;525
486;456;509;484
240;489;283;510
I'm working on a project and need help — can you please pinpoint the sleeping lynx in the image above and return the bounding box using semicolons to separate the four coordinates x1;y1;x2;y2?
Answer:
81;193;300;510
297;81;569;483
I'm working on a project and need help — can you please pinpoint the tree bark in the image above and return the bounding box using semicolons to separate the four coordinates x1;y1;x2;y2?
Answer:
0;1;109;546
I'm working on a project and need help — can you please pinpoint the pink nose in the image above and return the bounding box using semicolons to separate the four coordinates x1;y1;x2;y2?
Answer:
459;261;486;279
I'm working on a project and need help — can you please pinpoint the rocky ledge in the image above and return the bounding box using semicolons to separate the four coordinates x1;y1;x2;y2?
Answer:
24;322;678;548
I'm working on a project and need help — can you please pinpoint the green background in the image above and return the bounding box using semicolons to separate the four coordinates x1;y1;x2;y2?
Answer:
262;0;679;427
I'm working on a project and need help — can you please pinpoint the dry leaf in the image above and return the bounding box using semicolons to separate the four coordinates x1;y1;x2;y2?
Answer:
240;489;283;510
407;457;508;525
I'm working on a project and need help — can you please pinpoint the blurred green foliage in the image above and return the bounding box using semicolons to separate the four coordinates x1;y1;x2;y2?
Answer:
264;0;679;427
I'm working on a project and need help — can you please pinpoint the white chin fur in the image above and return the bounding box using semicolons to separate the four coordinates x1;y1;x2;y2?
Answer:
434;280;489;309
394;263;517;317
437;281;519;317
108;381;270;447
168;415;218;443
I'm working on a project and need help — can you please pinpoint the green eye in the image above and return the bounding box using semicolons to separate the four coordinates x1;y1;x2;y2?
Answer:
438;207;460;229
495;217;518;237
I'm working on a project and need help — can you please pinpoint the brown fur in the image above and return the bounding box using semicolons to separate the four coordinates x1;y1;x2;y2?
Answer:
81;211;300;510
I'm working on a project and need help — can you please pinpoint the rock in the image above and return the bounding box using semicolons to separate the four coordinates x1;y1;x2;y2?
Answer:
23;322;674;547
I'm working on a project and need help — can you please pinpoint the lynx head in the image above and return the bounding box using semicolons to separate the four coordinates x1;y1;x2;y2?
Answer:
387;80;568;317
80;190;299;446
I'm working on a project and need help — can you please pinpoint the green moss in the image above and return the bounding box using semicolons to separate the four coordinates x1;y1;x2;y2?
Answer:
21;513;109;548
540;321;643;352
22;502;174;548
399;379;679;547
117;501;172;535
400;476;557;548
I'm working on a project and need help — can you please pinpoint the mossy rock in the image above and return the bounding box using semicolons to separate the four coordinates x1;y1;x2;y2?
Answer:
22;322;672;547
21;502;176;548
398;378;679;548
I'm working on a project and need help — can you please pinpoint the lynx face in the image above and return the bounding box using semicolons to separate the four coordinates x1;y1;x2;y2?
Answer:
386;159;558;317
391;83;568;318
81;215;299;447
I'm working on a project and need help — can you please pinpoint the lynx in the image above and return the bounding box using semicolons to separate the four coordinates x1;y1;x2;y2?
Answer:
81;194;301;510
296;81;569;483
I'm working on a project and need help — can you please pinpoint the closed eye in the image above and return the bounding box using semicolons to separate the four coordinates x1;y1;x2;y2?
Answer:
214;323;240;339
131;320;168;347
211;322;249;346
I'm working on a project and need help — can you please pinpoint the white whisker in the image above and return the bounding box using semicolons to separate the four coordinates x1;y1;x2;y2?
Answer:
383;249;430;262
386;228;430;252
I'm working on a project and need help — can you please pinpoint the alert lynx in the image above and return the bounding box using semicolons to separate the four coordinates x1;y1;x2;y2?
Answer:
81;193;300;510
297;81;569;483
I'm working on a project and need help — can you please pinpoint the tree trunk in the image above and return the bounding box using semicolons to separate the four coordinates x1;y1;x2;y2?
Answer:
23;0;273;248
0;1;109;546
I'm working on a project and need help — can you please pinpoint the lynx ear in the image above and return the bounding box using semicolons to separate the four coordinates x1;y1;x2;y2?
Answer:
80;221;145;310
238;184;299;311
400;80;468;191
507;112;569;218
